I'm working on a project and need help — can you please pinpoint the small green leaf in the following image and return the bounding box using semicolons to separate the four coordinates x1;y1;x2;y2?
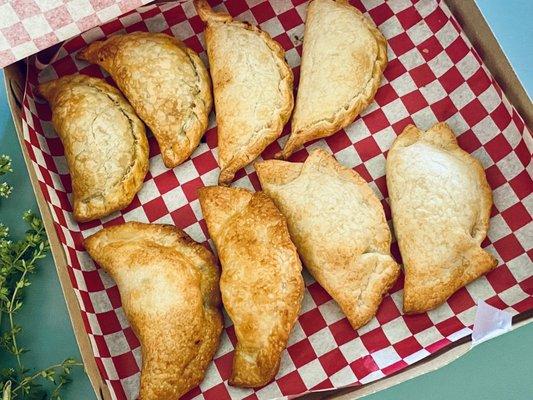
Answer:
2;380;12;400
0;183;13;199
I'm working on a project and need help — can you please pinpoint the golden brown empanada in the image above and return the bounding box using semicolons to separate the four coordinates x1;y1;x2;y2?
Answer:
39;74;148;222
386;123;497;313
84;222;223;400
198;186;303;387
279;0;387;159
78;32;212;168
256;149;400;329
194;0;294;185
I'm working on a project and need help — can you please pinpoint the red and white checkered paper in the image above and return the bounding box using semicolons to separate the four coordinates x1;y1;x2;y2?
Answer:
19;1;533;399
0;0;154;68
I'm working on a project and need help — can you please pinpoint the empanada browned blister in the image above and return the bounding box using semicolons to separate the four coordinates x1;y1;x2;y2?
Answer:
387;123;497;313
84;222;223;400
198;186;303;387
78;32;212;168
279;0;387;159
256;149;400;329
39;74;148;222
194;0;294;185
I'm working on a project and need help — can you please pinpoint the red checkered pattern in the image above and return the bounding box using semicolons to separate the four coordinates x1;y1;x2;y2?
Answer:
0;0;157;68
19;1;533;399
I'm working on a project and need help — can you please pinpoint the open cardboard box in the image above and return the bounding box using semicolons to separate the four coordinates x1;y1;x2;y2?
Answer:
3;1;532;399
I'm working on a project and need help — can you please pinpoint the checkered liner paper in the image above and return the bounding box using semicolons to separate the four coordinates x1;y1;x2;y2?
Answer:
18;1;532;399
0;0;155;67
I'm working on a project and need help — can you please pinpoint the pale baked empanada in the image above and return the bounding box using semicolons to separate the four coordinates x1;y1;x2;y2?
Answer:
84;222;223;400
279;0;387;159
78;32;212;168
198;186;303;387
39;74;148;222
386;123;497;313
256;149;400;329
194;0;294;185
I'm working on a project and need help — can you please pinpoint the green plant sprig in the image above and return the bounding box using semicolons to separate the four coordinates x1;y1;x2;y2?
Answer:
0;154;81;399
0;155;13;199
2;358;82;400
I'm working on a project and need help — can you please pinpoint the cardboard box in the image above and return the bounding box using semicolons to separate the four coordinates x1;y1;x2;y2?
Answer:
3;1;532;399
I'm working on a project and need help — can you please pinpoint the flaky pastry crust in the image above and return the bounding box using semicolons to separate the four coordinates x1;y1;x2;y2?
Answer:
279;0;387;159
198;186;303;387
84;222;223;400
386;123;497;313
78;32;212;168
39;74;148;222
194;0;294;185
256;149;400;329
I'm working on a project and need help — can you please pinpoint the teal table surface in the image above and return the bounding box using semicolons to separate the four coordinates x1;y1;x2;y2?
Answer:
0;1;531;399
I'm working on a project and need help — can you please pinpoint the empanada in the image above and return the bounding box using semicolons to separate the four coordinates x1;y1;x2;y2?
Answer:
78;32;212;168
39;74;148;222
198;186;303;387
194;0;294;185
84;222;223;400
256;149;400;329
279;0;387;159
386;123;497;313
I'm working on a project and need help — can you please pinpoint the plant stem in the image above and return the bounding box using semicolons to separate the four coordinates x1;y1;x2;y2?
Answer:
0;231;36;329
8;222;45;269
6;236;45;367
10;241;32;268
0;245;32;331
2;381;11;400
7;267;27;369
11;362;83;394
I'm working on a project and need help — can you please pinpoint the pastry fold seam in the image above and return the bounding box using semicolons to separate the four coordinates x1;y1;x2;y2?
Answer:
79;82;140;205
